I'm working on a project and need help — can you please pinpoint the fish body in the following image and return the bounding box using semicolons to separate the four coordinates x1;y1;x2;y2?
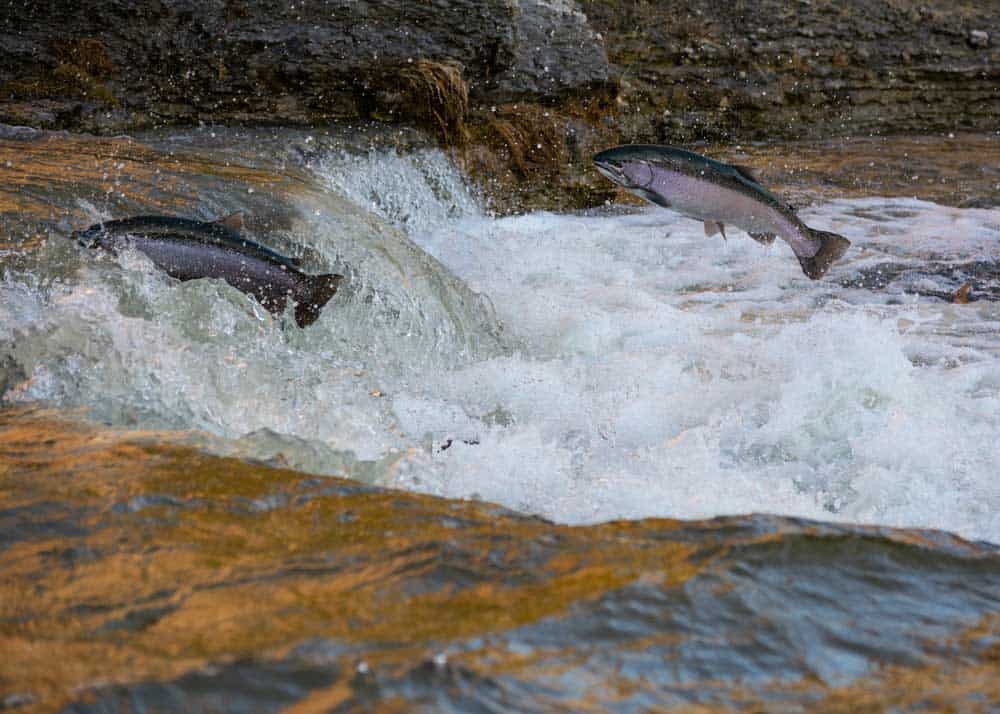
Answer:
593;144;850;278
72;216;342;327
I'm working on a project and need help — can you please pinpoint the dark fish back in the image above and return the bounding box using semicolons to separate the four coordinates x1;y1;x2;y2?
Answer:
86;216;302;271
127;233;302;310
660;148;792;214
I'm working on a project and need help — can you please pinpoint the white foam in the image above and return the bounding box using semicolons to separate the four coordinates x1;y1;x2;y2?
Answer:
386;175;1000;543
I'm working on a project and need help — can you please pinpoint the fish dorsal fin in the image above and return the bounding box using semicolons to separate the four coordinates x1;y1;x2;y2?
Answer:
732;164;762;185
234;237;304;271
732;164;798;214
215;211;245;232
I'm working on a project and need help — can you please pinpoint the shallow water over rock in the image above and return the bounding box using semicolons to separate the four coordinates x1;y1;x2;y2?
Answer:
2;407;998;712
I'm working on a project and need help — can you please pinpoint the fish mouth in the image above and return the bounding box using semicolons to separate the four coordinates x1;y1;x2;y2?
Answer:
593;159;630;187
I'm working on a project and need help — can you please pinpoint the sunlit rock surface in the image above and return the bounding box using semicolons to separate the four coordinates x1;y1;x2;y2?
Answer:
1;407;998;712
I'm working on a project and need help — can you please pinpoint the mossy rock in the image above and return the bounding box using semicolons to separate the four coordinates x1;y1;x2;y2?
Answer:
1;64;117;106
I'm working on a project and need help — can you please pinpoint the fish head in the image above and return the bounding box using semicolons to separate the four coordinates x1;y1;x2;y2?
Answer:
593;146;672;207
593;147;653;189
593;149;630;187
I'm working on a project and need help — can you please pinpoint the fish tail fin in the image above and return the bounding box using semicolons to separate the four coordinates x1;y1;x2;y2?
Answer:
797;229;850;279
294;273;343;328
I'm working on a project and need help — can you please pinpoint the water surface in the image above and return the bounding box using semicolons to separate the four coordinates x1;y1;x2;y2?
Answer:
2;129;999;543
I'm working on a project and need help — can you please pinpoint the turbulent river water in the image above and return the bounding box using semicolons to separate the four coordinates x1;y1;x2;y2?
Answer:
1;127;999;711
4;128;999;543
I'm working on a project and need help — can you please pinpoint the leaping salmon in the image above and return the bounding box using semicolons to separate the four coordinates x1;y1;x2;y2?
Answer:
593;144;850;279
72;214;343;327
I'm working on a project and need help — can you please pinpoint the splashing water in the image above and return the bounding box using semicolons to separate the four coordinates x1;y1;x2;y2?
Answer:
2;143;999;543
311;146;481;234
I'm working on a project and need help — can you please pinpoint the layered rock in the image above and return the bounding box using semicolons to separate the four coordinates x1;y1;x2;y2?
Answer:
2;0;998;211
469;0;1000;210
581;0;1000;141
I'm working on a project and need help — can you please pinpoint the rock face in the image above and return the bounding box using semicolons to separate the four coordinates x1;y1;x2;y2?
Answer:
580;0;1000;142
490;0;612;102
466;0;1000;211
3;0;997;139
0;0;610;131
2;0;999;211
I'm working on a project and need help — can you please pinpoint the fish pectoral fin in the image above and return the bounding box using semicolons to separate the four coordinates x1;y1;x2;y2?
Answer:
635;188;671;208
704;221;727;240
215;211;246;232
748;232;777;245
953;282;972;304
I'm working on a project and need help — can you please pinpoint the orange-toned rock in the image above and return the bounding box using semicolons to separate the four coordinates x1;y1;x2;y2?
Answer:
2;406;998;712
